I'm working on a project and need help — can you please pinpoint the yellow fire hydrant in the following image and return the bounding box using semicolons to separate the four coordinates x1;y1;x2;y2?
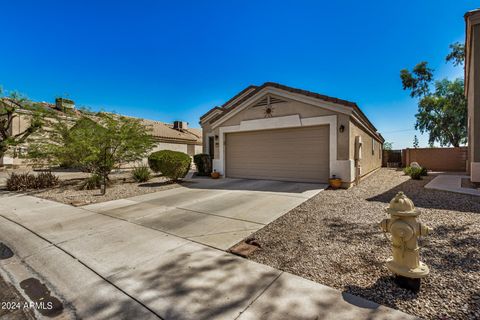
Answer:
380;191;432;290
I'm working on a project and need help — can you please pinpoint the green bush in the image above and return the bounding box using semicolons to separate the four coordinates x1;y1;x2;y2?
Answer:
132;165;151;182
403;166;423;180
6;171;59;191
403;165;427;180
193;153;212;176
148;150;191;181
420;167;428;176
403;166;412;175
80;174;102;190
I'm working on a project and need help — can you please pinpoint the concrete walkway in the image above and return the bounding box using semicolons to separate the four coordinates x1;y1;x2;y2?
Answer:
425;174;480;196
0;193;414;320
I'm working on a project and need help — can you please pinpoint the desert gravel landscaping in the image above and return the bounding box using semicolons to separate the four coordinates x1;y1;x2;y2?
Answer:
1;170;181;206
247;168;480;320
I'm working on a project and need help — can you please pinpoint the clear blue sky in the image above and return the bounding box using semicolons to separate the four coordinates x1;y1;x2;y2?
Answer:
1;1;477;148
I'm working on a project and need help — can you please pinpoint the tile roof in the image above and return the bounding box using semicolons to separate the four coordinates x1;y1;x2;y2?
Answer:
202;82;383;142
1;98;202;145
0;97;82;118
141;119;202;144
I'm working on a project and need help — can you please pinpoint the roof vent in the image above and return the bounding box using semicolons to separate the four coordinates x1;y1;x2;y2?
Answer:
252;95;286;108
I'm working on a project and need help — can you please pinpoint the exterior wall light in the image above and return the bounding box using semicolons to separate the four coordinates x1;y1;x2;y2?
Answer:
339;125;345;133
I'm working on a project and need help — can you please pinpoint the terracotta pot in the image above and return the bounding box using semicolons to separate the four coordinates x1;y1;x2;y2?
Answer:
328;178;342;189
211;171;220;179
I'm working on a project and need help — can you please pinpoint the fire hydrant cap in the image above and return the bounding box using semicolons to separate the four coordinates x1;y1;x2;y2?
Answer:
386;191;419;216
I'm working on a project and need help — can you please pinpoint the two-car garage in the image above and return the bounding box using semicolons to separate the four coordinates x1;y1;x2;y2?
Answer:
225;125;330;183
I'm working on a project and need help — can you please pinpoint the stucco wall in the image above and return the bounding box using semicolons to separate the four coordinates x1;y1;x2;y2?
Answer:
150;142;202;156
139;141;202;166
221;96;337;127
403;147;467;172
349;121;382;176
0;112;35;166
336;114;350;161
471;26;480;163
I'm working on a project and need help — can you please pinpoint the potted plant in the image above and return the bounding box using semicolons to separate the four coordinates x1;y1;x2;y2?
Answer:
328;175;342;189
211;169;220;179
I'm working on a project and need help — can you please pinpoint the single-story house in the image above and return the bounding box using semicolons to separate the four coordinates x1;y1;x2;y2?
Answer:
0;98;202;167
142;120;202;157
200;82;384;187
465;9;480;183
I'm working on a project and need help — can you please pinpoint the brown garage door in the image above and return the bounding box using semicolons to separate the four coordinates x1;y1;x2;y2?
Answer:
226;125;330;183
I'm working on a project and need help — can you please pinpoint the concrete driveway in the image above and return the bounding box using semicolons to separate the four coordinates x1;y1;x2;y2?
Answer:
83;178;326;250
0;191;414;320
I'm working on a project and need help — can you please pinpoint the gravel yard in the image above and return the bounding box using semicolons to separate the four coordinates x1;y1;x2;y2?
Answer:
6;170;181;206
247;168;480;320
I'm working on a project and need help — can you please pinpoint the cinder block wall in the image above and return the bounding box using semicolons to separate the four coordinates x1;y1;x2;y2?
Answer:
403;147;468;172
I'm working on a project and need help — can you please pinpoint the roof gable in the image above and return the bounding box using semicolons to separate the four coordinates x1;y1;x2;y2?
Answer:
208;82;355;128
201;82;383;142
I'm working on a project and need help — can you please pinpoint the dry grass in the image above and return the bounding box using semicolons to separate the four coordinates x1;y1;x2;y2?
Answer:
247;168;480;320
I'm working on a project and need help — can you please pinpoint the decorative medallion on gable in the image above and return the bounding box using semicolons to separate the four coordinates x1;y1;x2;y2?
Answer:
251;95;287;118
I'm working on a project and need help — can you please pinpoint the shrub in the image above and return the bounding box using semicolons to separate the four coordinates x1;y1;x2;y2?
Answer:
404;165;427;180
132;165;151;182
80;174;102;190
420;167;428;176
148;150;191;181
409;167;423;180
6;172;34;191
404;166;423;180
6;171;59;191
35;172;60;189
193;153;212;176
403;166;412;175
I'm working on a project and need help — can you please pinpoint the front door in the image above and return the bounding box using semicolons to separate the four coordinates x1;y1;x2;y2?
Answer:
208;136;215;165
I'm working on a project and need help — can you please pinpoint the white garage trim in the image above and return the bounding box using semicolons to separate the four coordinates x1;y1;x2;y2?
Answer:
213;114;354;183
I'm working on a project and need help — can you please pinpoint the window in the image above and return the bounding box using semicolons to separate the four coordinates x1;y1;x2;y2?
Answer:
372;138;375;155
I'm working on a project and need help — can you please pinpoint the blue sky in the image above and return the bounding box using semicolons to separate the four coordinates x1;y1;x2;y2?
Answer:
1;1;476;148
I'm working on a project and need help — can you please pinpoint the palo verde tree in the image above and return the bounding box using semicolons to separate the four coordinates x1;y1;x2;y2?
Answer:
29;112;155;187
0;87;47;159
400;42;467;147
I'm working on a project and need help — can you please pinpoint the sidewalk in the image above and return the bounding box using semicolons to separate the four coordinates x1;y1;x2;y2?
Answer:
0;193;415;320
425;174;480;196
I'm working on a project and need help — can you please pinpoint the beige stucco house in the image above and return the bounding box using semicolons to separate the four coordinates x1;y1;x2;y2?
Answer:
200;82;384;187
465;9;480;183
0;98;202;167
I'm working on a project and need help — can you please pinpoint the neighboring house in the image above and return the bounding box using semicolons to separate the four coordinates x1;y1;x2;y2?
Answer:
0;97;80;166
0;98;202;167
200;82;384;187
465;9;480;183
142;119;202;157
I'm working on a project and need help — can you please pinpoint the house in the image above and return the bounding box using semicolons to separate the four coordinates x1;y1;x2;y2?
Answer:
142;119;202;157
200;82;384;187
465;9;480;183
0;98;202;167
